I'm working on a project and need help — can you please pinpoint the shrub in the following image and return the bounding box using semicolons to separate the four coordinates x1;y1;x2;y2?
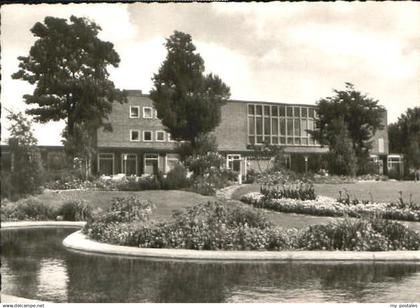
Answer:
242;192;420;222
186;152;225;177
164;163;190;189
297;217;389;251
260;183;316;201
58;200;93;221
83;201;420;251
92;196;155;224
1;197;55;221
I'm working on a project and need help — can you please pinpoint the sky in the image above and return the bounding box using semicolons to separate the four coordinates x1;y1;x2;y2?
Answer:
1;2;419;145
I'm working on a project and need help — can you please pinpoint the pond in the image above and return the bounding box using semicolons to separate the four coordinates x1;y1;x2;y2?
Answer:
2;227;420;303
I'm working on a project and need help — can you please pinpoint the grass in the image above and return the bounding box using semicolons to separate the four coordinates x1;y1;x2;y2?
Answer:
36;190;216;222
230;182;420;232
9;183;420;233
231;181;420;204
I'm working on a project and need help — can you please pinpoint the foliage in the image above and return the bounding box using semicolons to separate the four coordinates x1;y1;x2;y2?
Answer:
12;15;126;161
57;200;93;221
6;112;44;197
388;107;420;171
325;118;357;176
242;192;420;222
164;163;190;189
150;31;230;150
176;133;218;161
260;183;316;201
298;217;420;251
310;83;385;174
84;201;420;251
1;197;55;221
186;152;225;177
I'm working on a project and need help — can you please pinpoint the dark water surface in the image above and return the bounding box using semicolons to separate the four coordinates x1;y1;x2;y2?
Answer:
1;228;420;303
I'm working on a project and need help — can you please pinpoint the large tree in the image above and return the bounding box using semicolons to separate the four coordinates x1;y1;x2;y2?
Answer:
310;83;385;174
388;107;420;172
150;31;230;152
12;15;126;149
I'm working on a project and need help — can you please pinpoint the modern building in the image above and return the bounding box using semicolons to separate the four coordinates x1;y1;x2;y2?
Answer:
95;90;390;176
1;89;396;176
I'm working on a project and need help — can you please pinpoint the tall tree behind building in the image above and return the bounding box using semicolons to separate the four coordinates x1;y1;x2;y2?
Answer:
150;31;230;155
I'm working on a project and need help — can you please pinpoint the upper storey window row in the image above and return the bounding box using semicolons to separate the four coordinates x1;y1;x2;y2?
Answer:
247;103;319;146
129;106;158;119
247;104;317;119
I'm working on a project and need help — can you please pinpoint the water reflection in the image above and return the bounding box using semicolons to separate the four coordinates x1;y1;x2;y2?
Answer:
1;228;420;303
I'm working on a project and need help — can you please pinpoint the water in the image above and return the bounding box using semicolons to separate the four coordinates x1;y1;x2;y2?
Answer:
1;228;420;303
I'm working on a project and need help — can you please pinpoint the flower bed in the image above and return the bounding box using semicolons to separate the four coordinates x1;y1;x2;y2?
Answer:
241;192;420;222
84;200;420;251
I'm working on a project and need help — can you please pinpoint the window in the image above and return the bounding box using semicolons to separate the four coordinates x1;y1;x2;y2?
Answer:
167;133;174;142
144;154;159;175
143;107;153;119
130;106;140;118
378;138;384;153
227;154;241;172
166;154;180;173
286;107;293;117
122;154;137;175
130;130;140;141
248;105;255;115
271;106;278;116
143;130;152;141
287;119;293;136
98;153;114;175
156;131;165;142
279;106;285;117
294;107;300;117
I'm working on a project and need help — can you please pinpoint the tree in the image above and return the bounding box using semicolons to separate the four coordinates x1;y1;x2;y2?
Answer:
388;107;420;172
6;112;44;197
150;31;230;153
310;83;385;174
12;15;126;164
326;118;357;176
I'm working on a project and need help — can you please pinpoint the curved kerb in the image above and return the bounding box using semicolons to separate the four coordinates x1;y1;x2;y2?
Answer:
63;230;420;262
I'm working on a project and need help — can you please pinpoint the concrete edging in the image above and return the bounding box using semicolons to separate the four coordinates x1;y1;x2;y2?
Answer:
63;230;420;262
1;221;86;230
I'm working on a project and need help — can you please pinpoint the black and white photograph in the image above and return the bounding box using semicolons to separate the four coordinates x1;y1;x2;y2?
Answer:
1;1;419;304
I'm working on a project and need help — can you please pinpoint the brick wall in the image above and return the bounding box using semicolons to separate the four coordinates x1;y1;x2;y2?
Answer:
97;91;175;150
214;101;248;152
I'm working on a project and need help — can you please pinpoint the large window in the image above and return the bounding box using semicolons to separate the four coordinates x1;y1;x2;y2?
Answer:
247;103;318;146
98;153;114;175
122;154;137;175
144;154;159;175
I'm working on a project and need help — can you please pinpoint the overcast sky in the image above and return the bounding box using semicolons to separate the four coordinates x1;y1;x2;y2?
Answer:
1;2;419;145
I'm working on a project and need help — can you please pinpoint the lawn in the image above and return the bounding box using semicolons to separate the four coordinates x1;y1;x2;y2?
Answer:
37;190;216;221
231;181;420;204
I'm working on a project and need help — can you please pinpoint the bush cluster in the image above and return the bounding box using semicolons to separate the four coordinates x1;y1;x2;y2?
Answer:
261;183;316;201
1;197;93;222
83;201;420;251
242;192;420;222
298;217;420;251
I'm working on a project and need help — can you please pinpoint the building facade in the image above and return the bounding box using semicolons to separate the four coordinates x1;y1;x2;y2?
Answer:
1;90;394;176
95;90;390;176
